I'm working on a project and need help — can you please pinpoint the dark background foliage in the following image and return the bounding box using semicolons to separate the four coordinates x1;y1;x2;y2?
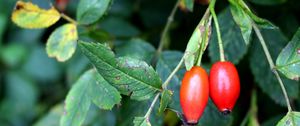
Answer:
0;0;299;125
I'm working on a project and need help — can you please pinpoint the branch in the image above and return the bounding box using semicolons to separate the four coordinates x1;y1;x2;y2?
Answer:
162;56;184;89
61;13;77;25
252;22;292;112
144;93;160;118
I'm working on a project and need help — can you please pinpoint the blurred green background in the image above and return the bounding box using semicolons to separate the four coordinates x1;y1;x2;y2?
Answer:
0;0;300;126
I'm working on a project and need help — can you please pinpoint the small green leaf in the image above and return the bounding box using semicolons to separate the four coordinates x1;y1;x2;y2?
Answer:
77;0;112;25
184;9;211;70
115;38;155;64
250;28;299;106
179;0;194;12
249;0;287;6
229;1;252;44
156;51;185;112
34;104;63;126
159;90;172;114
87;70;121;110
277;111;300;126
209;7;247;64
11;1;60;29
133;117;151;126
276;28;300;80
60;70;92;126
46;23;78;62
79;41;162;101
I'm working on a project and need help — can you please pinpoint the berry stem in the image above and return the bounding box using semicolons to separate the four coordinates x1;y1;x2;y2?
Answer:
209;0;225;62
252;23;292;112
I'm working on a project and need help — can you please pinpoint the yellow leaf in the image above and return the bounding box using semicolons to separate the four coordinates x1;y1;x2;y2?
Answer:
11;1;60;29
46;23;78;62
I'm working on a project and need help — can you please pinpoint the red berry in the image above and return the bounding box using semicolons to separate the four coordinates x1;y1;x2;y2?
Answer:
209;61;240;114
180;66;209;124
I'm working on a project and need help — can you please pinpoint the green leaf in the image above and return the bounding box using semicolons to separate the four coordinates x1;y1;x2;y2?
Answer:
184;9;211;70
156;51;185;111
229;2;252;44
249;0;287;6
159;90;172;114
236;0;277;29
61;69;121;126
100;17;140;37
250;28;299;106
34;104;63;126
87;70;121;110
276;28;300;80
46;23;78;62
277;111;300;126
197;100;233;126
179;0;194;12
133;117;151;126
79;41;162;100
11;1;60;29
115;38;155;64
209;7;247;64
77;0;112;25
60;70;92;126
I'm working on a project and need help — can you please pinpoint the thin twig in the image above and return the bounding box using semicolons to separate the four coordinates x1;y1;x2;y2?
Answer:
162;56;185;89
209;0;225;61
252;22;292;112
61;13;77;25
144;93;160;118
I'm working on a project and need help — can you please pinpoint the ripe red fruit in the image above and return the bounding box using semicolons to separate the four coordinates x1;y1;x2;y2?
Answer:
180;66;209;124
209;61;240;114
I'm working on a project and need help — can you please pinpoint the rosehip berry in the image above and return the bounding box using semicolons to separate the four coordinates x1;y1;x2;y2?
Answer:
180;66;209;124
209;61;240;115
